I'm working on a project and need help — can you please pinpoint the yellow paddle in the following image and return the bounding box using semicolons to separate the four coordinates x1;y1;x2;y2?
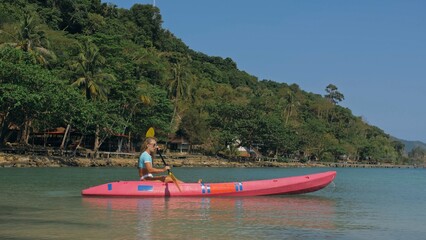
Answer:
145;127;182;192
145;127;155;138
157;150;182;192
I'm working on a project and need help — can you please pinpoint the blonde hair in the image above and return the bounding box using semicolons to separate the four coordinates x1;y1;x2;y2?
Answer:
141;137;157;153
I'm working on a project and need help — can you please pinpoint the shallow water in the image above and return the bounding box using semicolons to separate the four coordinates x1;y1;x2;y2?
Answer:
0;167;425;239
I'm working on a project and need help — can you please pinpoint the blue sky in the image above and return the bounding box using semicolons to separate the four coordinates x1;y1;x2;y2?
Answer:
104;0;426;142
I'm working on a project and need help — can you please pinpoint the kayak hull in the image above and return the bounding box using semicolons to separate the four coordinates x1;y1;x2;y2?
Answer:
81;171;336;197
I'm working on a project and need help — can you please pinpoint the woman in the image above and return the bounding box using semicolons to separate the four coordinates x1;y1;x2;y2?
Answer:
138;137;173;182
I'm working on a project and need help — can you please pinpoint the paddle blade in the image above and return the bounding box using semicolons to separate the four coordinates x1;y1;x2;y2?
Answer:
169;172;182;192
145;127;155;138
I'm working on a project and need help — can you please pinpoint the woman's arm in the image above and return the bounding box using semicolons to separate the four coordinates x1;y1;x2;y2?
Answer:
144;162;169;174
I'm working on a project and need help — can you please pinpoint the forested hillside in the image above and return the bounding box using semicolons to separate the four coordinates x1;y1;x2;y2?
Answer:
0;0;411;164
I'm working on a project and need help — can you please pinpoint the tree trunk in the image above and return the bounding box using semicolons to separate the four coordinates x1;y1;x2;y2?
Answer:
117;138;123;152
19;118;31;145
3;131;14;144
170;105;177;127
275;147;279;159
25;120;32;144
128;132;133;152
72;135;84;156
0;110;10;144
117;127;126;152
93;125;100;153
60;124;71;149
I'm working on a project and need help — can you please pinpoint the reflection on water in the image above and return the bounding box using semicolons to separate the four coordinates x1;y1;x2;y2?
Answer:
82;196;336;239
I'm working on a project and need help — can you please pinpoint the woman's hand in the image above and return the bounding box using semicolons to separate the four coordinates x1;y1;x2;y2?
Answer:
164;166;171;172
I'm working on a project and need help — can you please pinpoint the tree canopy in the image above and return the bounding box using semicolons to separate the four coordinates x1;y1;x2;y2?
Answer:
0;0;410;163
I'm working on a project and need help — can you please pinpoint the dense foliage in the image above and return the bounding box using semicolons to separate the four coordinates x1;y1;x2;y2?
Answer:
0;0;411;163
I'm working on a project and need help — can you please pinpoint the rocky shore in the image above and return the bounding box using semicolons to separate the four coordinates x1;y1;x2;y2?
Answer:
0;152;419;168
0;152;307;168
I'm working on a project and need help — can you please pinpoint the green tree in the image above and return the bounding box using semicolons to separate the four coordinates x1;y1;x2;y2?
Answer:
0;12;56;66
129;4;162;47
166;55;193;130
256;114;297;158
130;86;173;146
179;108;210;145
0;48;79;145
325;84;344;104
408;146;426;163
70;39;116;152
0;0;406;163
71;39;114;101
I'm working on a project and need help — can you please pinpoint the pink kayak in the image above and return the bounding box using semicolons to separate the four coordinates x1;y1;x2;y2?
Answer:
81;171;336;197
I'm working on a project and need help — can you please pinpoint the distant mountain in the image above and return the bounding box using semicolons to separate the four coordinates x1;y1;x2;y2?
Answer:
393;137;426;154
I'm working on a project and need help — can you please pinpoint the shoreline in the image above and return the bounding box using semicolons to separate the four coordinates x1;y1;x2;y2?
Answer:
0;152;420;169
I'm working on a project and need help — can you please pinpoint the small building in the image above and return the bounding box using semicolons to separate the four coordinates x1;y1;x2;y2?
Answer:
168;135;190;153
30;127;67;147
237;146;251;157
237;146;260;158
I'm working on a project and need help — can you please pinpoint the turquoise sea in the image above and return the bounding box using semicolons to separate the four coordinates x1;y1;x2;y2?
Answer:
0;167;425;239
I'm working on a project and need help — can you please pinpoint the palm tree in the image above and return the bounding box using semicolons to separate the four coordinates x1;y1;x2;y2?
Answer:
0;12;56;66
167;59;193;130
70;39;115;152
116;81;152;152
71;40;114;101
282;90;299;126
